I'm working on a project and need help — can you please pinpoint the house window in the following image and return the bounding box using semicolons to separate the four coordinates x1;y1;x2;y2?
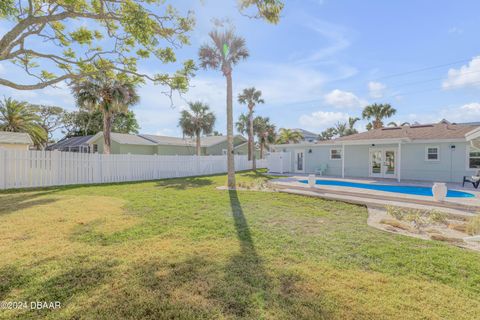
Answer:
330;148;342;160
468;147;480;169
92;144;98;153
425;146;439;161
222;149;227;155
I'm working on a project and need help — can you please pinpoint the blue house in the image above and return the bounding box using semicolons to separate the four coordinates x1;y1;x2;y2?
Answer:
272;121;480;183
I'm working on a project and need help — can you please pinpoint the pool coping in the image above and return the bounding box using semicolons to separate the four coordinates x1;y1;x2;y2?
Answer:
270;176;480;216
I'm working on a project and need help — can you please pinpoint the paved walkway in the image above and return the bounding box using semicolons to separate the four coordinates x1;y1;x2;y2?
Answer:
269;175;480;216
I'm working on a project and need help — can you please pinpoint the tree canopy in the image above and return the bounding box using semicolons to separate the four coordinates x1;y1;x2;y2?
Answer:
0;0;196;93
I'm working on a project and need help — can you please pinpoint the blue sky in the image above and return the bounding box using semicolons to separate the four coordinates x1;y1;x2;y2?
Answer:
2;0;480;139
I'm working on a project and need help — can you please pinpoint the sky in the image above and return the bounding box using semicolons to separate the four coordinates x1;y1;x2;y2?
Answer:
2;0;480;139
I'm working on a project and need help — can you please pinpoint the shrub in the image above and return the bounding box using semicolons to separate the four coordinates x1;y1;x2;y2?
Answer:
466;216;480;236
386;206;405;220
428;210;448;224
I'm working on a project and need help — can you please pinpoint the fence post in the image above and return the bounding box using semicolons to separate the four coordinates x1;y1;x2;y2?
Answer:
0;148;6;190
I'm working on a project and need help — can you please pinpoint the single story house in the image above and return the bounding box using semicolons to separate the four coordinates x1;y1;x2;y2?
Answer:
271;121;480;183
46;135;93;153
84;132;250;156
0;131;33;150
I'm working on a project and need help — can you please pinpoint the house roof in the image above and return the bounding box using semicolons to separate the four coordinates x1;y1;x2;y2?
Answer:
87;132;246;147
46;135;93;150
0;131;33;145
292;128;318;137
140;134;246;147
335;122;480;142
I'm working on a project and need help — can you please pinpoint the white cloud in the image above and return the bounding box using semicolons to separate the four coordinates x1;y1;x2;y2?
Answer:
404;102;480;125
299;110;350;130
368;81;386;99
324;89;367;109
298;19;351;63
448;27;463;35
442;56;480;89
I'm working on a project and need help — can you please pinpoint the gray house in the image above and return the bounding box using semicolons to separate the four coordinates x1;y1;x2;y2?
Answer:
272;121;480;183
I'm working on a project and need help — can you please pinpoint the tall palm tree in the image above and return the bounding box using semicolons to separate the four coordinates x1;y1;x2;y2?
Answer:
276;128;303;144
254;116;276;159
238;87;264;168
179;101;216;156
0;97;46;147
362;103;396;130
71;74;139;154
199;28;249;189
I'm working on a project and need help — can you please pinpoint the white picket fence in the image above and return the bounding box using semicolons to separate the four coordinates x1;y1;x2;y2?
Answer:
266;152;291;174
0;149;267;190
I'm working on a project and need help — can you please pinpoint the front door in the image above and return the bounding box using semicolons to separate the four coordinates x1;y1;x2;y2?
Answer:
369;149;396;178
294;150;305;173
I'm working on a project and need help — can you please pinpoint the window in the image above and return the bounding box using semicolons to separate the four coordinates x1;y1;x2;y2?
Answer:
92;144;98;153
222;149;227;155
330;148;342;160
425;146;439;161
468;147;480;169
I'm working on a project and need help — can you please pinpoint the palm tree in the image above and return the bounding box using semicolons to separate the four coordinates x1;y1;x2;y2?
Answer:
70;74;139;154
253;116;276;159
319;127;336;141
387;121;410;127
276;128;303;144
235;113;249;136
179;101;216;156
334;122;348;137
238;87;264;169
0;97;46;147
199;28;249;189
362;103;396;130
345;117;360;136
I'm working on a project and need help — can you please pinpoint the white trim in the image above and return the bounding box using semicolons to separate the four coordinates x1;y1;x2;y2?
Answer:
329;148;342;160
425;145;440;161
341;144;345;178
397;142;401;182
337;138;410;145
466;145;480;170
465;126;480;140
368;147;398;179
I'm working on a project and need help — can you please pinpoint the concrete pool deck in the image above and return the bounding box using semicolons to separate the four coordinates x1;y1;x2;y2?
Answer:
269;174;480;216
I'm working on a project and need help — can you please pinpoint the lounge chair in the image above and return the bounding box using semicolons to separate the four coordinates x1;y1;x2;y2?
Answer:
315;164;328;176
463;170;480;188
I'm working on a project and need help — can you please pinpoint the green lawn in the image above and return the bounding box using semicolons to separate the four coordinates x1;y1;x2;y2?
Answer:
0;171;479;319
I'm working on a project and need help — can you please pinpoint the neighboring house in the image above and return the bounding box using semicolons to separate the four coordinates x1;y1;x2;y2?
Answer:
0;131;33;150
292;128;319;142
272;121;480;183
85;132;249;156
46;135;93;153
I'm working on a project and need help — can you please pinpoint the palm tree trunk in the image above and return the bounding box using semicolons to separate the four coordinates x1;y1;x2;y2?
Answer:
248;109;256;170
260;142;264;159
226;72;236;189
195;132;201;156
103;110;112;154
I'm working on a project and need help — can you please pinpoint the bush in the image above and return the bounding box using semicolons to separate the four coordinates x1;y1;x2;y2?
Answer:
466;216;480;236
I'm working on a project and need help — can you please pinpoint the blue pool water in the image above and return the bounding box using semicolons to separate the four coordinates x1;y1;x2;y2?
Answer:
298;179;475;198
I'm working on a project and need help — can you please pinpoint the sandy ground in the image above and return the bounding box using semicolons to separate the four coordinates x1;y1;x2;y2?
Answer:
367;206;480;252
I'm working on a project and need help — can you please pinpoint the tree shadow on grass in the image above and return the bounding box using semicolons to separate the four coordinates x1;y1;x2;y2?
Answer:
210;190;272;318
0;191;59;216
155;177;214;190
10;258;116;320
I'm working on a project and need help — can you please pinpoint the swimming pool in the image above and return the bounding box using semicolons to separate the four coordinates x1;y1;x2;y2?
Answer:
298;179;475;198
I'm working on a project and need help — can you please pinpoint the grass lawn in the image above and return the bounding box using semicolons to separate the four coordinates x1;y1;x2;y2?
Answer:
1;170;479;319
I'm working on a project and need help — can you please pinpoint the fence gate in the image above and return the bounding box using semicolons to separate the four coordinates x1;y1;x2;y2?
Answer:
266;152;291;174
